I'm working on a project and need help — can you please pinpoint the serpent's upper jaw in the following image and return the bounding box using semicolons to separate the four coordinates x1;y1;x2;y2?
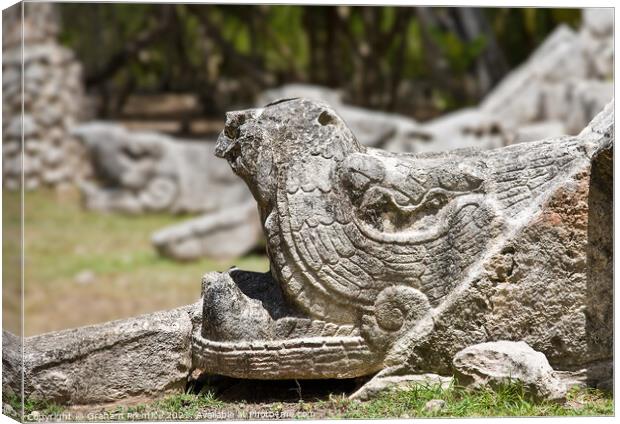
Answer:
215;109;253;161
215;132;239;160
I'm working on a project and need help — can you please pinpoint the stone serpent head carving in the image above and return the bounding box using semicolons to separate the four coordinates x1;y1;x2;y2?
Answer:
196;98;612;385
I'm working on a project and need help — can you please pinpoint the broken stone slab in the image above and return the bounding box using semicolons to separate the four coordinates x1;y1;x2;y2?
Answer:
541;79;614;135
337;105;419;149
452;341;568;402
202;97;612;396
152;201;263;261
389;108;511;153
511;120;566;145
73;123;265;261
481;25;587;127
2;303;200;405
2;330;22;398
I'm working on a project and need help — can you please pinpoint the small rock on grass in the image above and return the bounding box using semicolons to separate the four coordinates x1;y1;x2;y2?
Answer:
453;340;567;403
423;399;447;413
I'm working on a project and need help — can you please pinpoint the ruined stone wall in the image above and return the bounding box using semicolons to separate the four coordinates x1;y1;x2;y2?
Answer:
2;3;86;190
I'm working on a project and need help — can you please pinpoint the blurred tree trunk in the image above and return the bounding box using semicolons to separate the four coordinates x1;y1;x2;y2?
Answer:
324;7;340;87
304;9;320;82
416;7;508;103
85;5;174;87
449;8;508;95
416;7;464;103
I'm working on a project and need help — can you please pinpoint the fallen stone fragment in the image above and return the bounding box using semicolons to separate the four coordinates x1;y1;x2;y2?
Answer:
73;123;251;215
2;303;200;405
424;399;447;413
74;122;265;261
452;341;567;402
3;403;17;418
152;201;262;261
2;331;22;398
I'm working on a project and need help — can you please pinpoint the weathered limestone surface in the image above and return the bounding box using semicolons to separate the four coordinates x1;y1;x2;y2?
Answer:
2;304;200;405
195;97;613;395
258;84;420;149
453;341;567;402
2;3;87;190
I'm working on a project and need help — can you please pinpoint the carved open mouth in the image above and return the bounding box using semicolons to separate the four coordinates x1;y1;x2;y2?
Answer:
215;133;240;160
193;270;381;379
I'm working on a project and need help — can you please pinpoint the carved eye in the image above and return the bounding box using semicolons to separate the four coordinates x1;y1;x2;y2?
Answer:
318;110;336;126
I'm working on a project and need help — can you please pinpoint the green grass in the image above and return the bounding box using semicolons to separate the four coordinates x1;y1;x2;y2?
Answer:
3;392;66;421
333;382;613;418
50;381;611;421
3;188;269;335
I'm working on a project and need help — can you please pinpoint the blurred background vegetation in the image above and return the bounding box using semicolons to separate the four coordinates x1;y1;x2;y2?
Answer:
58;5;581;122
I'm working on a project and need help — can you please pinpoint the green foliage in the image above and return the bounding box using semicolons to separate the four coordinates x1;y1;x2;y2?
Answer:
486;7;581;67
58;5;584;118
3;392;66;420
431;30;487;74
155;391;225;414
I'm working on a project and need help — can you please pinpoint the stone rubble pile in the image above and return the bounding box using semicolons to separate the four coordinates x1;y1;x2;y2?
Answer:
2;3;87;190
480;8;613;135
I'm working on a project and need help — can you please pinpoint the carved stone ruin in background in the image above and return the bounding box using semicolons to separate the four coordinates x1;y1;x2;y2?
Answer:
2;2;87;190
72;123;262;260
2;98;613;406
